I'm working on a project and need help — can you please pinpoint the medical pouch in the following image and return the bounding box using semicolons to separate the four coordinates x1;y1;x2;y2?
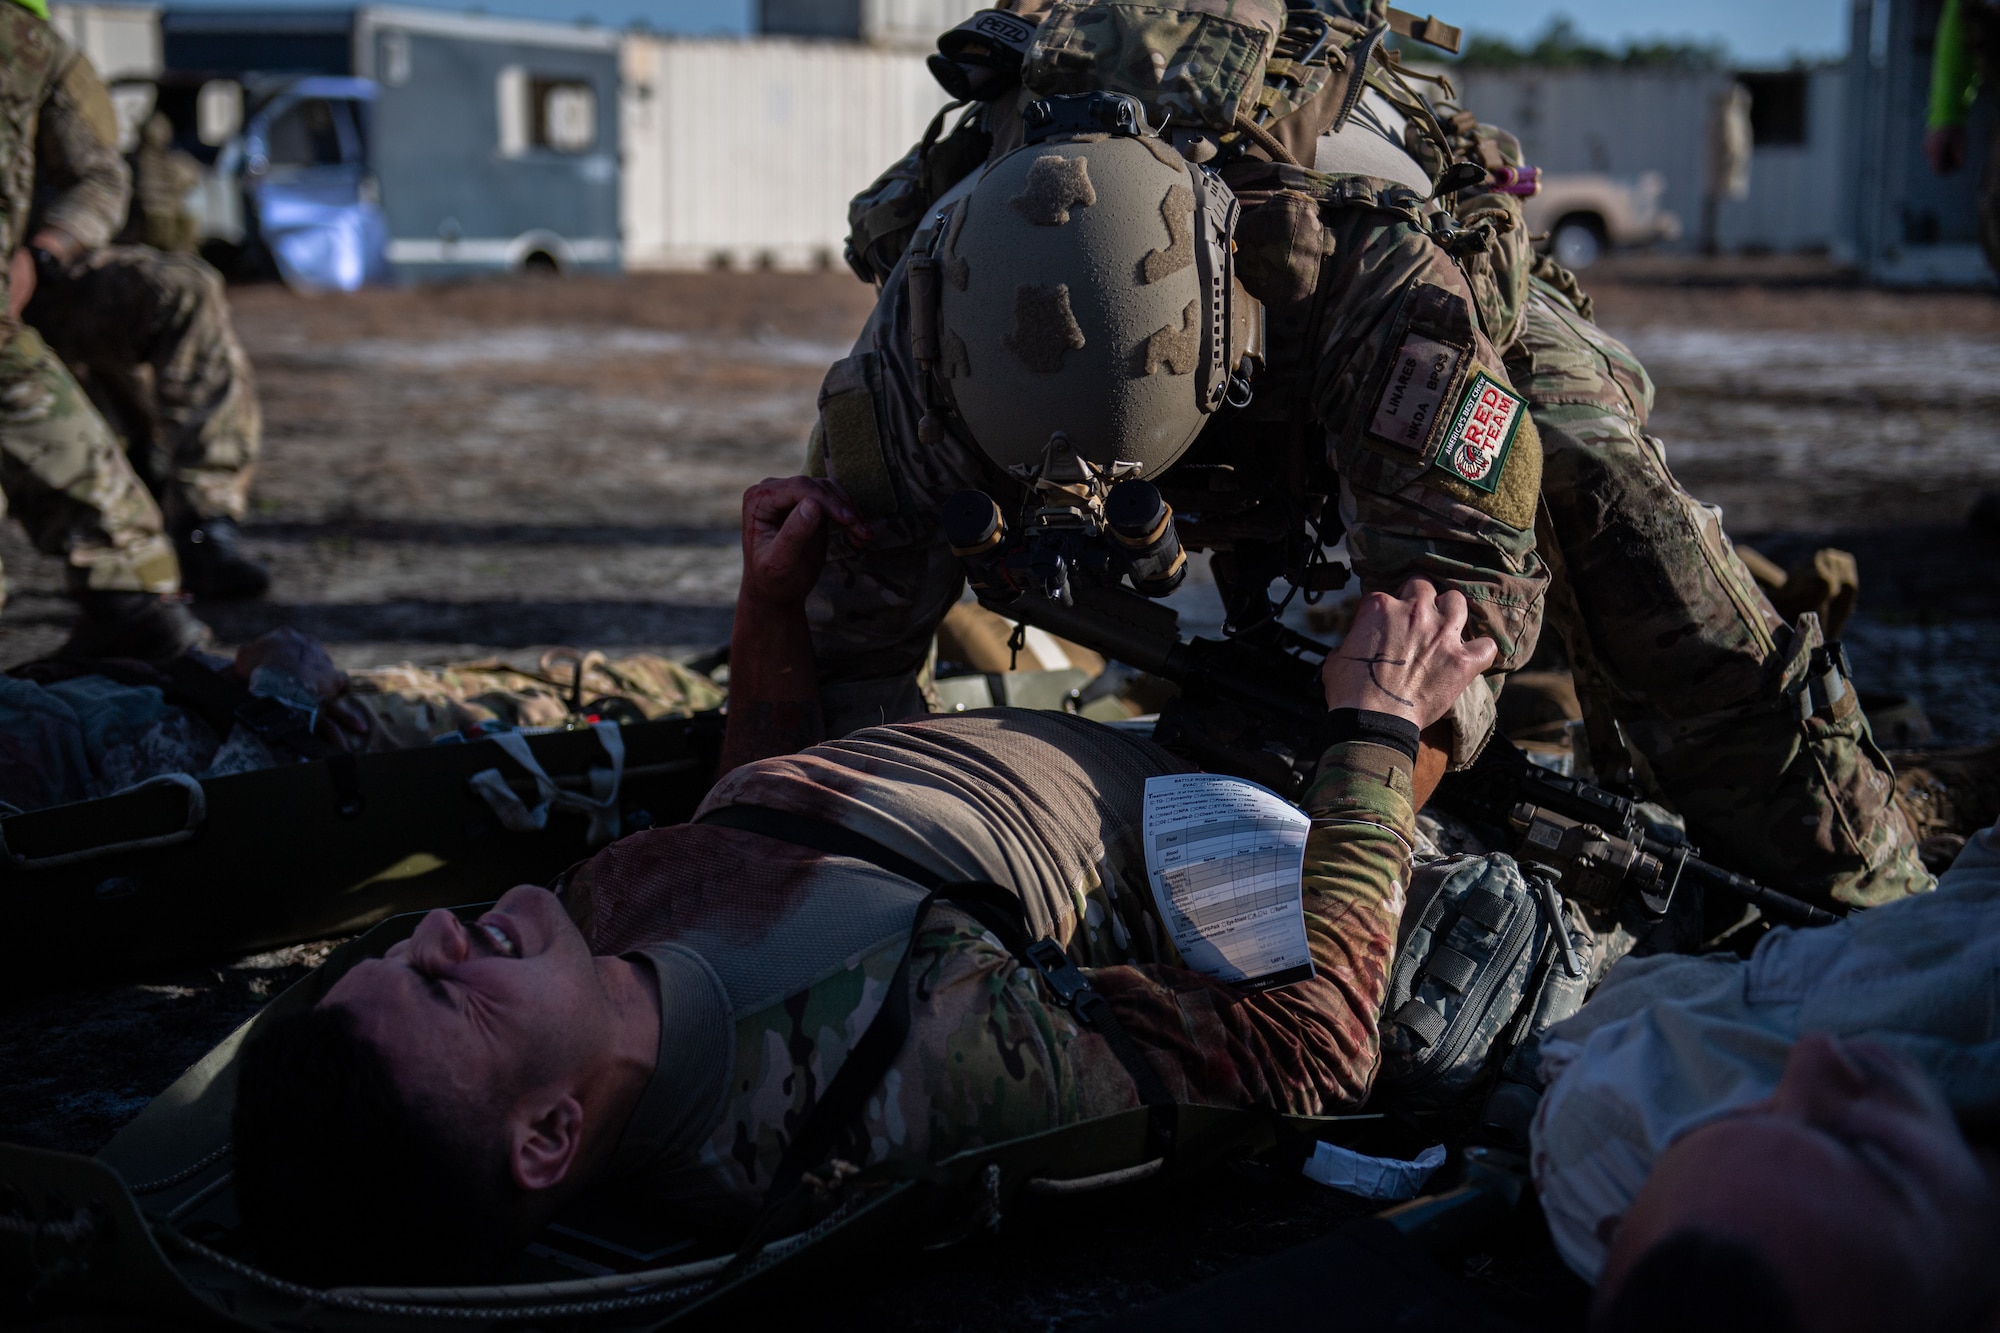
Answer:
1374;853;1589;1111
1023;0;1286;131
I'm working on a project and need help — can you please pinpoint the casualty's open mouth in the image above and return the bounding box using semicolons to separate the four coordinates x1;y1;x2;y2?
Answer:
477;919;519;958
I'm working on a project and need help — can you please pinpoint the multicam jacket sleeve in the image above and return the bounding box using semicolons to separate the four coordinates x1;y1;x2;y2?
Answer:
1226;162;1548;674
32;37;131;253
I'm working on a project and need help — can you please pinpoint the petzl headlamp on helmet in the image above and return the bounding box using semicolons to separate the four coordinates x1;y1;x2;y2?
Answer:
927;8;1038;103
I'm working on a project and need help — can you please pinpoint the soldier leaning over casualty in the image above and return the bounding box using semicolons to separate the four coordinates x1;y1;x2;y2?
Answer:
225;479;2000;1333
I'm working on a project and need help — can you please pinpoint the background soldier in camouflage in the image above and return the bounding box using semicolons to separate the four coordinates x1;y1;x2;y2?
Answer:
0;0;207;660
119;112;201;255
815;0;1923;911
26;240;270;597
22;68;269;599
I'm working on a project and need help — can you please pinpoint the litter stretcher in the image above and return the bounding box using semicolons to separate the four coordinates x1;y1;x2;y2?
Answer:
0;714;723;981
0;896;1533;1331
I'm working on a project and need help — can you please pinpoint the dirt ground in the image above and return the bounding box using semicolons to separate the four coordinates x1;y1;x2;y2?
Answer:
3;260;1999;1329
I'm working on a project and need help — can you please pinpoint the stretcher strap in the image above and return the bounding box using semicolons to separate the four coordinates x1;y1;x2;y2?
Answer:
467;724;625;846
0;772;206;871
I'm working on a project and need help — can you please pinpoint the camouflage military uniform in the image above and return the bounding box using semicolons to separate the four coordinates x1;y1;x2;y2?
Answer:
119;112;202;255
25;242;264;526
349;650;726;751
809;12;1548;763
559;710;1415;1219
1439;118;1927;909
1499;273;1925;908
0;5;178;612
813;0;1924;910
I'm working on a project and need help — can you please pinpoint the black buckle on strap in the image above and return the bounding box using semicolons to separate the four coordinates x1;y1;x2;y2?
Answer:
1024;938;1094;1013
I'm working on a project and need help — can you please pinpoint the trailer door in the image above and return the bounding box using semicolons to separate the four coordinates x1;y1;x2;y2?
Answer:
242;77;390;290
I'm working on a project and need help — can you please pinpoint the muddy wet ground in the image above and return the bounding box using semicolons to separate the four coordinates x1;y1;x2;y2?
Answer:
3;261;1999;1330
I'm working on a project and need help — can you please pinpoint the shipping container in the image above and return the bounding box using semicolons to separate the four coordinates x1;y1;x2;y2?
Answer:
622;34;951;271
153;5;621;288
1450;63;1852;259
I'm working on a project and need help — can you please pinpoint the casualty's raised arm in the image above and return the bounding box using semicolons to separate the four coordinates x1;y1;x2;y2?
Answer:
720;475;874;773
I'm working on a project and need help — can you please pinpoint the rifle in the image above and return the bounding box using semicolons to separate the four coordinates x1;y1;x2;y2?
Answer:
977;578;1839;930
1432;736;1840;928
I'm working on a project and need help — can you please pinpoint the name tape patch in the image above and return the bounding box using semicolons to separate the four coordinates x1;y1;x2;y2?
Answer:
1369;333;1465;455
1437;371;1524;493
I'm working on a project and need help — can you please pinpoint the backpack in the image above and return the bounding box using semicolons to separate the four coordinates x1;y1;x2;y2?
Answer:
1373;853;1592;1117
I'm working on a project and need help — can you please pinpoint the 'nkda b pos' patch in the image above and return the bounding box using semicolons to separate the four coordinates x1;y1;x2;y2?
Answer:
1436;372;1524;493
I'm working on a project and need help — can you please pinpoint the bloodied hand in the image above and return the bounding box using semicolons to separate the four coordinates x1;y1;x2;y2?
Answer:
1321;578;1498;727
737;476;871;611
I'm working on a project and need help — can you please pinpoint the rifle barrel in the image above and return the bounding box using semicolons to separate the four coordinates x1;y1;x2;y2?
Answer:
1648;839;1841;928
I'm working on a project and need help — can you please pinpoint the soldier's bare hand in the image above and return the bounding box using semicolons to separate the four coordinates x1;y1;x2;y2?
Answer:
6;249;33;321
739;476;870;610
1321;579;1498;727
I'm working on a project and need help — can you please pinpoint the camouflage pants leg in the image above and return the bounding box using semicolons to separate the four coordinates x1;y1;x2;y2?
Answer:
0;323;180;608
1505;280;1927;910
26;246;262;524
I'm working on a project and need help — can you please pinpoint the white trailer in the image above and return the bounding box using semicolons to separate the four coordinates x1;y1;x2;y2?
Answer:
621;35;951;272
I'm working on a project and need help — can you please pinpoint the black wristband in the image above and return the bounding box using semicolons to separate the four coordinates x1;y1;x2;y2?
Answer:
1317;708;1421;762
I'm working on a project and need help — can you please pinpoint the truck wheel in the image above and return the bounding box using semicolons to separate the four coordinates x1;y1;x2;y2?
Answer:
521;250;562;276
1551;215;1607;270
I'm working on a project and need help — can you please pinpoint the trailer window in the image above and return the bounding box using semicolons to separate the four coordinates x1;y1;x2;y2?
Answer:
532;79;596;153
266;98;347;167
1740;71;1811;147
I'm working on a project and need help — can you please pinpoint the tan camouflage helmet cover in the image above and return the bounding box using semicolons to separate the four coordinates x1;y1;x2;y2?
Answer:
933;103;1259;476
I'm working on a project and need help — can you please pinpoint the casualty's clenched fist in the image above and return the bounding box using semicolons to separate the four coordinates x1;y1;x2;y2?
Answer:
1320;579;1498;728
738;476;871;611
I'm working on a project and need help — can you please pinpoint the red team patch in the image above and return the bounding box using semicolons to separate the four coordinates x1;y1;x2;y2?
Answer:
1437;372;1523;493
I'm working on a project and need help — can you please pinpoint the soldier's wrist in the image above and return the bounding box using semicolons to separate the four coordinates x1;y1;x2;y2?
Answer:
28;228;78;266
1315;709;1421;762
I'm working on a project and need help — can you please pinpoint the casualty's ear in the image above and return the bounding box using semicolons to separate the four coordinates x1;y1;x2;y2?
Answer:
510;1094;585;1193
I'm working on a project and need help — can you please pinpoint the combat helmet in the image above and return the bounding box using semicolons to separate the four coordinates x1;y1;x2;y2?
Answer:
914;92;1262;483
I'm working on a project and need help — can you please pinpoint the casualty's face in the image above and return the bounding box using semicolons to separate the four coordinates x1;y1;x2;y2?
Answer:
1601;1033;2000;1332
323;885;613;1117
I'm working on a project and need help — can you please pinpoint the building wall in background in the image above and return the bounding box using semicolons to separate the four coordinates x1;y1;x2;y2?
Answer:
759;0;982;50
49;2;162;78
622;35;949;270
1452;64;1852;255
1716;65;1849;254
